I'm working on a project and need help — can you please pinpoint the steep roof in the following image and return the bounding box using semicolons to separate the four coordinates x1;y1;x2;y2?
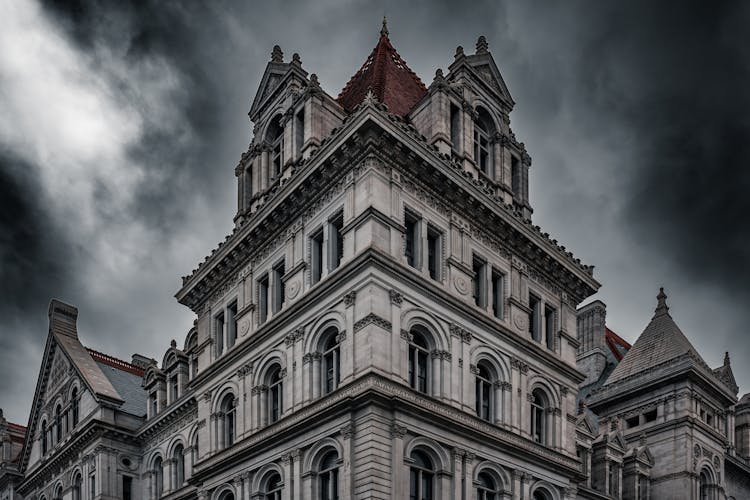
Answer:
605;288;705;385
605;327;631;362
337;19;427;117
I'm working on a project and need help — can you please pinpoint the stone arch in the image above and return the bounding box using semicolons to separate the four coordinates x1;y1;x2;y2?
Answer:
252;349;286;387
261;110;286;144
66;379;82;401
184;327;198;352
471;100;501;132
472;460;511;493
211;382;239;414
166;434;187;458
401;308;449;351
210;482;237;500
471;345;510;383
403;435;450;472
303;436;344;473
527;376;561;408
252;462;284;492
304;311;346;353
529;480;561;500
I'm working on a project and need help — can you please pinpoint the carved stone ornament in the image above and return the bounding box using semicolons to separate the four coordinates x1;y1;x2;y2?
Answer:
389;289;404;305
287;279;301;299
513;311;528;332
343;290;357;307
391;423;408;439
713;455;720;470
453;275;470;295
239;318;251;337
694;444;701;458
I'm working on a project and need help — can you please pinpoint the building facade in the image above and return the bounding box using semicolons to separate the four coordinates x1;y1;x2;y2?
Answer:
2;23;749;500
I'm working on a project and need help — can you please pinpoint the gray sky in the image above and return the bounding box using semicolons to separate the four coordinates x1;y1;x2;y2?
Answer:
1;0;749;424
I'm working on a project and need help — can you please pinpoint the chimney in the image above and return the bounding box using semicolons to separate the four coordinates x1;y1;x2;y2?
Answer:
48;299;79;338
131;354;156;370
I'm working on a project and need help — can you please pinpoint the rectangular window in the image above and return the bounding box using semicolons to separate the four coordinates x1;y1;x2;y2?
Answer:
227;301;237;349
150;393;158;417
626;415;639;429
258;275;269;324
329;211;344;272
491;269;504;319
545;305;556;350
272;139;283;178
529;293;541;342
272;262;285;314
311;228;324;284
474;129;489;175
170;376;178;402
643;409;657;423
214;311;225;356
450;103;461;151
426;225;441;281
295;108;305;157
90;475;95;498
472;256;487;308
123;476;132;500
404;210;421;269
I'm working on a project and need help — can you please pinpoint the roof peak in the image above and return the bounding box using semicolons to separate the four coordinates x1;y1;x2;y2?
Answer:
654;287;669;317
381;16;388;37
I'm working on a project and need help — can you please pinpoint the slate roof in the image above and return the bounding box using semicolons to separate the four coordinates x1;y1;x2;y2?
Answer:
93;359;147;417
337;19;427;116
605;288;706;385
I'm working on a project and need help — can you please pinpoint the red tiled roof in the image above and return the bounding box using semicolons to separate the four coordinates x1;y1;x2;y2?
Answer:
337;22;427;117
87;348;145;377
8;422;26;433
605;327;631;362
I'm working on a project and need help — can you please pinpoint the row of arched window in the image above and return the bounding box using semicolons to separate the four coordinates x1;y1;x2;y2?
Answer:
40;387;79;456
150;434;199;498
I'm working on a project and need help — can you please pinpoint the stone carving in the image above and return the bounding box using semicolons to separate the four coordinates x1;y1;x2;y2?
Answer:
353;313;392;333
391;423;408;439
513;311;528;332
239;318;251;337
453;275;470;295
287;279;301;299
389;289;403;305
449;324;472;343
344;290;357;307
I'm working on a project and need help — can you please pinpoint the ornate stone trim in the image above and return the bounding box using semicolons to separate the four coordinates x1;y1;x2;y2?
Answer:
344;290;357;307
353;313;392;333
449;323;472;343
389;289;403;305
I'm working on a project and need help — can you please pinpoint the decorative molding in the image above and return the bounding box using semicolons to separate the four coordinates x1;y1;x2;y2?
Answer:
389;289;403;305
353;313;391;333
449;324;472;343
343;290;357;307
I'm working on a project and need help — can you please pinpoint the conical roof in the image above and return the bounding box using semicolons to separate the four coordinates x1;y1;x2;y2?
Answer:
337;18;427;116
605;288;706;385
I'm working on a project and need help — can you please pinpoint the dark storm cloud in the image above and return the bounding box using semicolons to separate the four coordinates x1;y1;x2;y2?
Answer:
1;0;749;424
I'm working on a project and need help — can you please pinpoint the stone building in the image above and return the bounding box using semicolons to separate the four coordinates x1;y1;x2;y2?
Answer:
2;21;749;500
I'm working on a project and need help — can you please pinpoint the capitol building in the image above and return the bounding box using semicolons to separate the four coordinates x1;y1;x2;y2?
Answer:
2;22;749;500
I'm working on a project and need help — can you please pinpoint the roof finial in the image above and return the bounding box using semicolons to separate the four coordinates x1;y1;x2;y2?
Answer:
724;351;730;366
271;45;284;63
170;339;177;348
381;16;389;37
476;35;489;54
455;45;465;59
292;53;302;66
655;287;669;316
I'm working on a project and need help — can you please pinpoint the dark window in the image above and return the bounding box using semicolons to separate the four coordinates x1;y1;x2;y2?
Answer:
122;476;132;500
173;444;185;486
405;211;420;269
511;155;521;197
473;257;486;308
150;393;158;417
529;294;541;342
322;329;341;394
266;115;284;179
426;226;441;281
221;394;235;448
54;405;62;442
295;108;305;157
258;275;269;323
450;103;461;151
477;471;500;500
329;212;344;272
626;416;639;429
71;388;79;427
170;376;179;402
90;473;96;498
409;450;434;500
41;421;48;454
319;451;340;500
475;363;493;421
491;270;504;319
227;301;238;349
273;262;285;314
153;458;162;498
215;311;225;356
408;329;430;394
264;472;282;500
311;228;324;284
531;389;548;444
268;365;283;423
72;474;82;500
644;409;657;423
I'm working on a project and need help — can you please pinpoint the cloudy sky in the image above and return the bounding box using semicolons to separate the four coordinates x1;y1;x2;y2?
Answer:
1;0;749;424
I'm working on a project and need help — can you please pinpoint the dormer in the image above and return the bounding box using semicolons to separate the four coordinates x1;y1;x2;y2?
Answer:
161;339;188;405
410;35;532;218
184;323;199;380
143;365;166;419
236;46;345;223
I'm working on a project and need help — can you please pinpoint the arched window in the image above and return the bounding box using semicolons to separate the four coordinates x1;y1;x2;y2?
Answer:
54;485;63;500
532;488;553;500
54;404;62;442
221;394;236;448
473;107;495;176
318;450;340;500
266;115;284;180
173;444;185;487
72;473;82;500
191;433;199;467
41;420;48;454
475;362;495;421
322;328;341;394
217;491;235;500
263;471;283;500
409;450;434;500
153;456;164;498
700;469;713;500
408;328;430;394
477;471;501;500
267;365;283;423
530;388;549;445
71;388;79;427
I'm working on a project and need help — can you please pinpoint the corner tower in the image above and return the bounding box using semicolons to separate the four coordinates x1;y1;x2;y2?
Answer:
176;24;598;500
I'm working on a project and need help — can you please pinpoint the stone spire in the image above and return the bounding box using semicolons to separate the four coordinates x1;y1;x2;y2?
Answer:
476;35;489;54
381;16;389;37
724;351;730;366
654;287;669;316
271;45;284;63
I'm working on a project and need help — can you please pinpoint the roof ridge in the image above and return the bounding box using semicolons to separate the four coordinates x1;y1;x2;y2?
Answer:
87;348;145;377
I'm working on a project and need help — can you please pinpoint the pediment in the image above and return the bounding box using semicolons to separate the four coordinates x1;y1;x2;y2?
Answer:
453;52;515;108
576;413;596;435
249;62;309;121
638;446;655;466
609;431;627;451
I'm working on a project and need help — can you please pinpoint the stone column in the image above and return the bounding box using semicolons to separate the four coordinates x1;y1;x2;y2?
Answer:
452;448;465;500
391;423;407;499
341;423;354;499
344;290;356;382
281;453;293;500
312;354;322;399
260;387;268;428
390;290;404;381
431;351;441;397
233;476;244;500
494;381;503;425
292;449;302;500
303;354;313;404
250;387;260;432
463;452;476;500
450;327;462;407
502;382;513;427
243;471;252;500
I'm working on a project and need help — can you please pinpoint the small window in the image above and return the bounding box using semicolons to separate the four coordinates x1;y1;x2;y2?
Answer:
221;394;236;448
41;421;48;454
475;363;494;421
545;305;556;350
123;476;132;500
71;388;79;427
408;328;430;394
311;228;324;284
150;393;158;417
409;450;434;500
450;103;461;151
295;108;305;157
227;301;238;349
329;212;344;272
90;474;97;499
170;376;179;403
268;366;283;423
529;294;541;342
491;270;504;319
511;155;521;197
72;474;82;500
258;275;269;324
322;328;341;395
644;409;657;423
215;311;225;356
625;416;639;429
273;262;285;314
405;211;421;269
426;226;441;281
472;257;487;308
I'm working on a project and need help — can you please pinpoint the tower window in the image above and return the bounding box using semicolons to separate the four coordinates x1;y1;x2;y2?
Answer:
426;225;441;281
227;301;237;349
450;103;461;151
170;375;179;402
272;262;285;314
511;155;521;198
329;211;344;272
474;107;495;176
310;228;324;284
295;108;305;157
473;256;487;308
215;311;225;356
404;210;421;269
266;114;284;179
529;293;541;342
545;305;556;350
491;269;504;319
258;275;269;324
